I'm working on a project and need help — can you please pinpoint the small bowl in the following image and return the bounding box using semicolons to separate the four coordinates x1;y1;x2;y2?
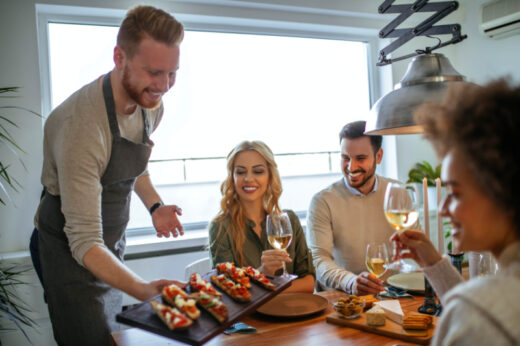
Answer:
333;295;366;318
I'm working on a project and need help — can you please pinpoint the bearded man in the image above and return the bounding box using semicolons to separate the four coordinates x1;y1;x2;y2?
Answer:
306;121;400;295
34;6;186;345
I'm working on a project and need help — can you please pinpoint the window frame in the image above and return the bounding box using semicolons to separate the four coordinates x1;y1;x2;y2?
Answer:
36;4;381;118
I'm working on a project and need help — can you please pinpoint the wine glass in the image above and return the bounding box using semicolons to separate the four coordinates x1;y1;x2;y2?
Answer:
384;182;420;273
478;252;498;277
266;212;294;278
365;242;389;298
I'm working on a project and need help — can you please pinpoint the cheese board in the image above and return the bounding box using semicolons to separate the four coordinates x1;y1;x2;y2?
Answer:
116;269;293;345
326;301;437;345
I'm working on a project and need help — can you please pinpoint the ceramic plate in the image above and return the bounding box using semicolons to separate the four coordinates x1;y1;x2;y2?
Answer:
256;293;328;318
386;272;425;293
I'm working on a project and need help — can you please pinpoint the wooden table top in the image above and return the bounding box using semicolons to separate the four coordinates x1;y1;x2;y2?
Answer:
111;290;434;346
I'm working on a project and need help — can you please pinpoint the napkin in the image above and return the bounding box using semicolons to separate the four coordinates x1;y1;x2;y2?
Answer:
380;286;415;299
223;322;258;334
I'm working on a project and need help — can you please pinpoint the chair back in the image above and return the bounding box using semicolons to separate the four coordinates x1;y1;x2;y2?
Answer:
184;257;211;281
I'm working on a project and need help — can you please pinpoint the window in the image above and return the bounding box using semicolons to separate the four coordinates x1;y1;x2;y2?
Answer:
45;18;373;232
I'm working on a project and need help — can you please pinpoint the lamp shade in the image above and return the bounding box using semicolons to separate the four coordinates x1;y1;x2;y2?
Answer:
365;53;466;135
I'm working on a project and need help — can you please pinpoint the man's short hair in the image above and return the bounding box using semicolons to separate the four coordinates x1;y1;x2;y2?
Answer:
339;121;383;153
117;5;184;58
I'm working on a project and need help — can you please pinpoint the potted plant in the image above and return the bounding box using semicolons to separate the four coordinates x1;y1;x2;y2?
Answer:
407;160;441;187
1;86;39;344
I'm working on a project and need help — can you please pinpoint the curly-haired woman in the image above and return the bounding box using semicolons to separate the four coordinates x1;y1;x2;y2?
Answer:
392;79;520;345
209;140;315;293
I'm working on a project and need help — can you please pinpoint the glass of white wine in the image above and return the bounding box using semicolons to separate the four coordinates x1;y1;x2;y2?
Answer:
384;182;420;273
365;242;389;298
266;212;294;278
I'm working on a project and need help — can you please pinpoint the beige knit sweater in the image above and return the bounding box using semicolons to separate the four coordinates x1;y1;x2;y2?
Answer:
306;176;399;292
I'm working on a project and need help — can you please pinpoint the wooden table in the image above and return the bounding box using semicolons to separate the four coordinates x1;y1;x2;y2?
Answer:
111;290;433;346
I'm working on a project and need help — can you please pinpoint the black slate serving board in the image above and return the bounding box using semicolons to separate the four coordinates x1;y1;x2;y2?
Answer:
116;269;293;345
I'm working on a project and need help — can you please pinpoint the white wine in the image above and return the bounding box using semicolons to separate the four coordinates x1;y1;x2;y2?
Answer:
268;235;292;250
385;209;419;231
366;257;387;277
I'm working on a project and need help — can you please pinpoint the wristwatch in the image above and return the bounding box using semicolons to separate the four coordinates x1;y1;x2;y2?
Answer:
149;201;164;215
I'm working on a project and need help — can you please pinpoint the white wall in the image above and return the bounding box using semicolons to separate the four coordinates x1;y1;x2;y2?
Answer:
455;0;520;85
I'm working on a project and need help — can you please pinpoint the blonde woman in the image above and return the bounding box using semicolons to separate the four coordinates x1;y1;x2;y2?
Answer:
209;140;315;293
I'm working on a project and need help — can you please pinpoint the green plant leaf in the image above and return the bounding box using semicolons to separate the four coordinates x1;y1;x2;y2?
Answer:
0;87;40;343
0;87;19;94
0;115;19;128
407;161;442;186
0;106;41;118
0;265;38;342
435;164;442;179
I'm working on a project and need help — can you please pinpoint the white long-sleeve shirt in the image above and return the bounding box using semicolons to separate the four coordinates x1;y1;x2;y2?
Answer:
424;242;520;345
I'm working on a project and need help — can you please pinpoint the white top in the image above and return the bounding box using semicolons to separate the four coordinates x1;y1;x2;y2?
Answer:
423;241;520;345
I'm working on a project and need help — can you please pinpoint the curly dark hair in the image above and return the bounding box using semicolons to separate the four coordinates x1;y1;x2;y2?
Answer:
415;78;520;236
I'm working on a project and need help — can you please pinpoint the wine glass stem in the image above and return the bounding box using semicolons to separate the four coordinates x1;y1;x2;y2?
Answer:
282;262;288;276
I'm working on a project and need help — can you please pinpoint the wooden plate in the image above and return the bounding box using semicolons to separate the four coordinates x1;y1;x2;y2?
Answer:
256;293;328;318
387;272;425;293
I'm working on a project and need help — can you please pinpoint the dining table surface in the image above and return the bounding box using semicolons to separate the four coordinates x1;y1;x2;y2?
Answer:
111;267;468;346
111;290;438;346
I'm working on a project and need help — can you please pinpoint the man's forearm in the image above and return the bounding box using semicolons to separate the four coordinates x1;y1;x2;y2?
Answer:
315;257;356;292
83;245;148;300
134;173;161;210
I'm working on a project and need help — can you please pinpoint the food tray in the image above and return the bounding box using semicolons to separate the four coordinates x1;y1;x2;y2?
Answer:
116;269;293;345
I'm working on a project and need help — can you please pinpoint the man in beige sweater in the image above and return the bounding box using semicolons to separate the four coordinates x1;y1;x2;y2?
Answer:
306;121;399;295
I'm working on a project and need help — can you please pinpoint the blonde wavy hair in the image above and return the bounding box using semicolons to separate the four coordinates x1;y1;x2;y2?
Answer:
212;140;282;265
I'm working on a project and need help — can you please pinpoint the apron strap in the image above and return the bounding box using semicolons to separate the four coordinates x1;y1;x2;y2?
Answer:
141;109;151;143
102;73;121;138
103;72;151;144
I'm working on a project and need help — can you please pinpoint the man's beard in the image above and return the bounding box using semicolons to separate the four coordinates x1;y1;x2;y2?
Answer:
344;160;377;190
122;65;161;110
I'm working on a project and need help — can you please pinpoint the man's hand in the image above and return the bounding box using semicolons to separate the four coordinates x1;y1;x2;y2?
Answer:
351;271;385;295
138;279;187;301
152;204;184;238
259;249;292;276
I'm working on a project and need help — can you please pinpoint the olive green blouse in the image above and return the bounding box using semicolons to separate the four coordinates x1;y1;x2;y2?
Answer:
208;210;315;278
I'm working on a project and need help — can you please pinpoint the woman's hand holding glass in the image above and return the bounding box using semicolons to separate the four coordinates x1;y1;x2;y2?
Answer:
390;230;442;268
259;249;292;276
266;212;295;278
384;182;421;272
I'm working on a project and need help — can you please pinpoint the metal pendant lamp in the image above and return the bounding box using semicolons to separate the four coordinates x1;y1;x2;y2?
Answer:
364;0;468;135
365;53;466;135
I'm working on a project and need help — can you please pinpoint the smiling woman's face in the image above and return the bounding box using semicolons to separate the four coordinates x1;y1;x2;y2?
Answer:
439;150;516;256
233;150;270;206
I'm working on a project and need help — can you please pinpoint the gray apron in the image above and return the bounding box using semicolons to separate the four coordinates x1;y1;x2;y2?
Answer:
38;73;153;346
